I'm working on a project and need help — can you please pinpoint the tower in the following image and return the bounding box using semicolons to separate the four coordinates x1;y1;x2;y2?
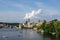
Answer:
25;18;31;28
27;19;30;28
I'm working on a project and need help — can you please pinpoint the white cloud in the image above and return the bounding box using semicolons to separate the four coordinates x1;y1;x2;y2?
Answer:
35;2;60;15
0;0;60;22
24;9;42;19
33;1;60;20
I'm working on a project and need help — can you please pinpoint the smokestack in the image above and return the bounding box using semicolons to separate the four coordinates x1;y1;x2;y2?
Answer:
28;18;30;22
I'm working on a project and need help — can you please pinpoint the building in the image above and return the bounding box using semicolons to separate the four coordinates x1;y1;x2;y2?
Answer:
24;19;33;28
36;20;43;26
0;24;3;26
19;23;22;29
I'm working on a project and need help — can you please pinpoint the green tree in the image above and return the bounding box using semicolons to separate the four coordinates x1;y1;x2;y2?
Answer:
41;20;46;30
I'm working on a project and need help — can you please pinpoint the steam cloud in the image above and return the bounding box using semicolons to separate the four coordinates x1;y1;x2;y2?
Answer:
24;9;42;19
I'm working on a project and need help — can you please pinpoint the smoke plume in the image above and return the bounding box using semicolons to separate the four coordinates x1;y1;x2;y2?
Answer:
24;9;42;19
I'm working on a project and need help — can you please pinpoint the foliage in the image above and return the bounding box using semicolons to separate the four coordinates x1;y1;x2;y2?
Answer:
36;19;60;35
41;20;46;30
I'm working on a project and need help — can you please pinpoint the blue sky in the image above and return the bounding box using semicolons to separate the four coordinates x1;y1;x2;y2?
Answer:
0;0;60;23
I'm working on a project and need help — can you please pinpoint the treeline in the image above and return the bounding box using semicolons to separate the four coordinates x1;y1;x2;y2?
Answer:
6;23;19;26
0;22;19;25
36;19;60;36
0;22;19;28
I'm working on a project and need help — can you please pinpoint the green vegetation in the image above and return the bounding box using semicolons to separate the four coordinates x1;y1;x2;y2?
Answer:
36;19;60;36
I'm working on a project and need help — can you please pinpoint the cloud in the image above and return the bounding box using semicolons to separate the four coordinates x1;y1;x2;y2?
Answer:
0;0;60;22
35;2;60;16
0;0;34;22
24;9;42;19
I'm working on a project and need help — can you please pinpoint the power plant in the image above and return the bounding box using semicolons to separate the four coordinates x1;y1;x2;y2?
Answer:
23;19;32;28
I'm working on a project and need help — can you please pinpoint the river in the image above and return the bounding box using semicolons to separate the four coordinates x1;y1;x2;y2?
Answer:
0;28;60;40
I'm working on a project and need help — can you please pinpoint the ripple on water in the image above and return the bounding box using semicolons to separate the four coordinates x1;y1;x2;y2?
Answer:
1;35;8;38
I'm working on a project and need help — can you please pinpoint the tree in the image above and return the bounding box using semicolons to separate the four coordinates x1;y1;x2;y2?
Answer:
41;20;46;30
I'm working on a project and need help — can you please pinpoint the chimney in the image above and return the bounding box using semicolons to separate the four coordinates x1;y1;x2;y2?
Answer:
28;18;30;22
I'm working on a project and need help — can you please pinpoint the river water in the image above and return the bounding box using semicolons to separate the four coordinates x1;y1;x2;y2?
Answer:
0;28;60;40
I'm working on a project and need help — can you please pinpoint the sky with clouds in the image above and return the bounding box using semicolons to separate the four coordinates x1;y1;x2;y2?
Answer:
0;0;60;23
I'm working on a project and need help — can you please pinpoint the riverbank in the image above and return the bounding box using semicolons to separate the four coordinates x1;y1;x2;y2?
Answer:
33;19;60;37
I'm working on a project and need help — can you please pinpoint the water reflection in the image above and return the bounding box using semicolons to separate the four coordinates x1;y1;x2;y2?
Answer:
38;32;60;40
0;28;60;40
